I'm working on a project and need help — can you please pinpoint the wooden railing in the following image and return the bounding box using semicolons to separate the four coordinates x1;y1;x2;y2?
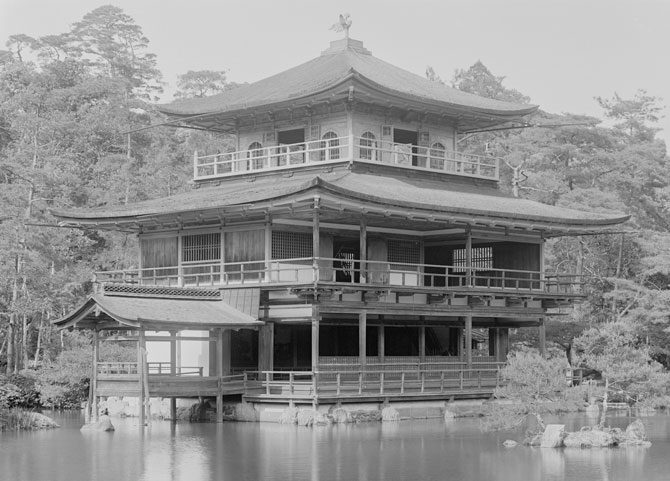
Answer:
95;257;583;295
147;362;204;376
96;362;204;377
94;364;504;399
243;366;503;399
193;136;500;181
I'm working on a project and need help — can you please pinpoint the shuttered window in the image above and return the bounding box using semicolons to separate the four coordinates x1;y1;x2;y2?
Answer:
453;246;493;271
272;231;313;259
182;233;221;263
387;239;420;269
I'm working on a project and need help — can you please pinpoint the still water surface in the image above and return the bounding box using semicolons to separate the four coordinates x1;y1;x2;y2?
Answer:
2;411;670;481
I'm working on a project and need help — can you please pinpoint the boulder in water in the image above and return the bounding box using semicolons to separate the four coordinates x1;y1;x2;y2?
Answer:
381;406;400;422
563;427;615;448
540;424;566;448
623;419;649;445
502;440;518;448
81;415;115;432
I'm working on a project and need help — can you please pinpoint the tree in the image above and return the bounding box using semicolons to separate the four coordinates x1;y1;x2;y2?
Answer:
452;60;530;104
484;350;568;431
574;320;670;424
596;90;664;142
174;70;239;99
67;5;162;99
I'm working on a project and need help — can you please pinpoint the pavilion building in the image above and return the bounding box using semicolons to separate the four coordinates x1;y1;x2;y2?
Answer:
53;35;627;421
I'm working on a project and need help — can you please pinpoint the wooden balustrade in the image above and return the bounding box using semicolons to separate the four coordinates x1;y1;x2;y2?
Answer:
242;366;503;400
192;136;500;181
95;257;583;295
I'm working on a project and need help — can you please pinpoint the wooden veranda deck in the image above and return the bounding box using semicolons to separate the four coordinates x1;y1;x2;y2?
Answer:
94;362;502;405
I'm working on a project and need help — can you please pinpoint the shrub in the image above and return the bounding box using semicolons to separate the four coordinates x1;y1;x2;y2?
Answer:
0;374;41;409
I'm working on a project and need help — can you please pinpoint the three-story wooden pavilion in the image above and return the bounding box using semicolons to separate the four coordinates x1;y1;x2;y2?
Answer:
53;34;627;421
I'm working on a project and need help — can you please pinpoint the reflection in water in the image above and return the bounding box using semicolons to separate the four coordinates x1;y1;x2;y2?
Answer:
1;412;669;481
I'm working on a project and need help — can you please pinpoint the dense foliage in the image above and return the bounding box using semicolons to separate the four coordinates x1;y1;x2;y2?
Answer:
0;7;667;406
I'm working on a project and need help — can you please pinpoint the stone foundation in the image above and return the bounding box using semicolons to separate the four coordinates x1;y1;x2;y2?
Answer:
95;397;491;424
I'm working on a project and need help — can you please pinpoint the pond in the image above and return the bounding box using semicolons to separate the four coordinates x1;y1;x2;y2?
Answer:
2;411;670;481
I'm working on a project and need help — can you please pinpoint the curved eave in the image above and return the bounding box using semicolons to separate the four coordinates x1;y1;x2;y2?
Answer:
52;176;629;237
314;178;629;229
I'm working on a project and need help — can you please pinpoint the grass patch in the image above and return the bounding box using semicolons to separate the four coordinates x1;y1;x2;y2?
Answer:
0;409;59;431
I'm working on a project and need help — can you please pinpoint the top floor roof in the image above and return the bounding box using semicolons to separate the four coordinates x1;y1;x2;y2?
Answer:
159;38;537;132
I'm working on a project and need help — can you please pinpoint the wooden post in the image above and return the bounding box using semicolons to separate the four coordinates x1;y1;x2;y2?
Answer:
418;324;426;364
216;328;224;423
464;315;472;369
499;328;509;362
91;329;99;421
311;307;320;372
312;197;320;282
359;312;367;368
138;329;146;426
539;318;547;358
465;227;473;287
359;216;367;284
488;328;496;357
258;323;274;373
170;331;177;421
378;323;385;362
264;214;272;282
222;329;232;375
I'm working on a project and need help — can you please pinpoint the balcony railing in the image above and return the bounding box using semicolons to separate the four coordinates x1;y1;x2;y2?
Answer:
193;135;500;181
95;257;582;295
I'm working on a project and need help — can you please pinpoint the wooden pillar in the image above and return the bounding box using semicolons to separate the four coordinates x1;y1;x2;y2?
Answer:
258;323;274;373
539;318;547;358
464;316;472;369
378;323;385;362
465;226;473;287
216;328;224;423
170;331;177;421
488;328;496;357
138;329;146;426
498;328;509;362
264;214;272;282
358;312;367;367
90;329;99;421
311;307;320;372
222;329;231;375
312;197;320;282
418;323;426;363
359;216;367;284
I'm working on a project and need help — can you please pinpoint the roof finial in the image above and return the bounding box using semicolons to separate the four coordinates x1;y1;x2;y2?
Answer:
330;13;352;39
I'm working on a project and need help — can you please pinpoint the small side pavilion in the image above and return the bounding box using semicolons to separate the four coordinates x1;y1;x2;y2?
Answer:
55;288;263;423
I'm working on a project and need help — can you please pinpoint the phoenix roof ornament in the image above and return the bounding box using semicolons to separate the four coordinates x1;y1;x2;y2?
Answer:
330;14;352;39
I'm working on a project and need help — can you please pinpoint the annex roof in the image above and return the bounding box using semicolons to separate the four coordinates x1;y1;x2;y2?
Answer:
52;164;629;236
159;38;537;131
53;292;263;330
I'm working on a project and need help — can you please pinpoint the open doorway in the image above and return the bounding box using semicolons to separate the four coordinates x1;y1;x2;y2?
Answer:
333;237;360;283
393;128;418;166
277;128;305;165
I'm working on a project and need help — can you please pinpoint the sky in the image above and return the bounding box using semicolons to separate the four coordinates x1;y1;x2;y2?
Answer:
1;0;669;144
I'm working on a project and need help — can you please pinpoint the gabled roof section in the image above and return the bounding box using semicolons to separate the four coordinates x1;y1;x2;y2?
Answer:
53;293;263;330
159;38;537;129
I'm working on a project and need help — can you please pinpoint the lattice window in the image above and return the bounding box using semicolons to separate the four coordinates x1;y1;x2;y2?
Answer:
452;246;493;271
271;231;313;259
359;131;377;160
182;233;221;263
387;239;421;269
320;131;340;161
247;142;265;170
429;142;446;169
